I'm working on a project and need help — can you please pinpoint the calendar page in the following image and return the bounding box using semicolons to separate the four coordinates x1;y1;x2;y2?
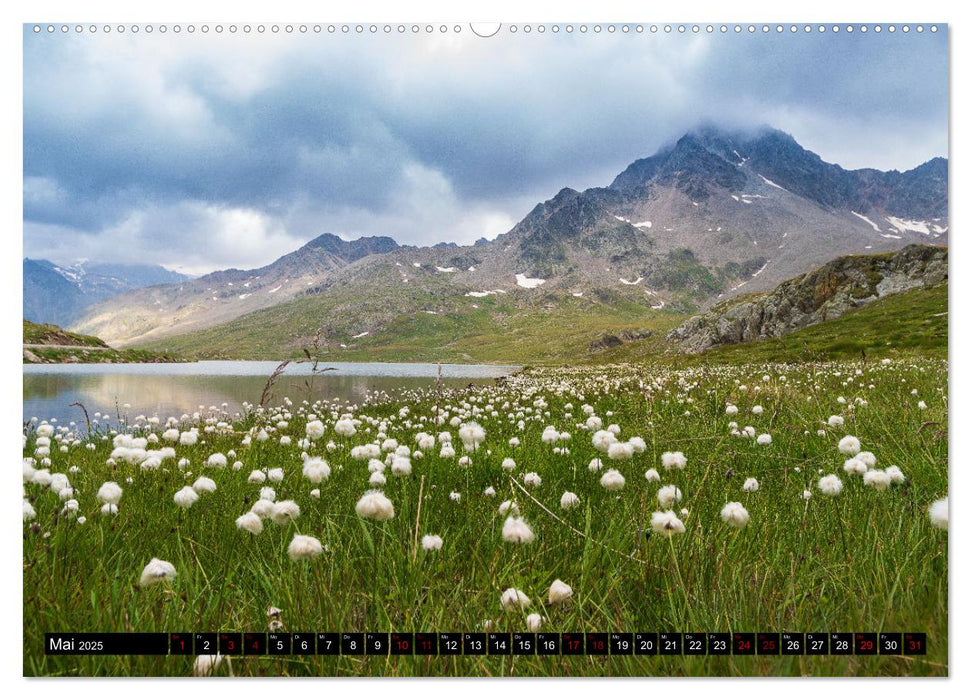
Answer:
21;15;949;680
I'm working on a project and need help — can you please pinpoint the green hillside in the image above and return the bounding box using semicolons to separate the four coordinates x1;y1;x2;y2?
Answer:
596;282;947;366
137;287;684;364
23;320;183;364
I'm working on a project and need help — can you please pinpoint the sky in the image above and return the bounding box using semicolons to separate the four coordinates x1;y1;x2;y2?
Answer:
23;24;949;275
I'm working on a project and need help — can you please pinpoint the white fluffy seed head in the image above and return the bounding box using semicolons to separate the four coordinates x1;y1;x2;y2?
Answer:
174;486;199;509
192;477;217;493
355;490;395;521
600;469;626;491
657;484;682;507
743;477;759;493
720;502;750;528
139;558;177;587
421;534;443;551
838;435;861;456
548;579;573;604
235;512;263;535
97;481;123;505
270;500;301;524
818;474;844;496
560;491;580;510
501;516;535;543
500;587;531;611
843;458;868;475
929;497;948;530
661;451;687;470
287;534;324;561
650;510;685;535
863;469;892;491
526;613;543;632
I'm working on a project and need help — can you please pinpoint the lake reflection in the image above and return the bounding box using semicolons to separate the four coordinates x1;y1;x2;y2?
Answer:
22;361;517;426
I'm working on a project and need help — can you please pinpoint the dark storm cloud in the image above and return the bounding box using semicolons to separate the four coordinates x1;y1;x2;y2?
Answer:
23;26;948;271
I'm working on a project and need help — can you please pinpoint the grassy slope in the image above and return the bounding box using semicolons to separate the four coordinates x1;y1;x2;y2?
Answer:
139;289;686;365
23;320;184;364
594;283;947;366
136;279;946;367
23;320;109;347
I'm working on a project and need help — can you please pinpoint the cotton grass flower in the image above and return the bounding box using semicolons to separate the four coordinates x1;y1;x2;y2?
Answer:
193;477;217;493
206;453;227;468
756;433;772;446
818;474;844;496
828;415;845;428
657;485;682;507
270;500;300;524
863;469;892;491
743;478;759;492
23;500;36;522
139;558;177;587
526;614;543;632
644;468;660;482
607;441;634;460
548;579;573;604
720;502;750;528
369;472;387;486
838;435;861;456
650;510;685;535
855;451;877;468
174;487;199;509
500;588;531;611
560;491;580;510
592;430;617;452
599;469;626;491
458;422;486;451
259;487;277;501
97;481;123;505
928;497;948;530
843;458;867;475
355;490;395;521
334;418;356;437
391;456;412;476
101;503;119;516
661;451;687;470
421;534;443;551
251;499;275;518
305;420;325;440
501;458;517;471
236;512;263;535
885;466;906;483
588;458;603;472
501;516;535;543
288;534;324;561
523;472;542;488
302;457;331;483
267;468;284;483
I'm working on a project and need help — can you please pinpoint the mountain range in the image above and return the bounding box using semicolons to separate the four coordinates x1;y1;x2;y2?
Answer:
48;125;947;358
23;259;189;328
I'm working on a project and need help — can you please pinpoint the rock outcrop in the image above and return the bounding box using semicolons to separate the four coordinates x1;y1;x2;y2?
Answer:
666;245;947;353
